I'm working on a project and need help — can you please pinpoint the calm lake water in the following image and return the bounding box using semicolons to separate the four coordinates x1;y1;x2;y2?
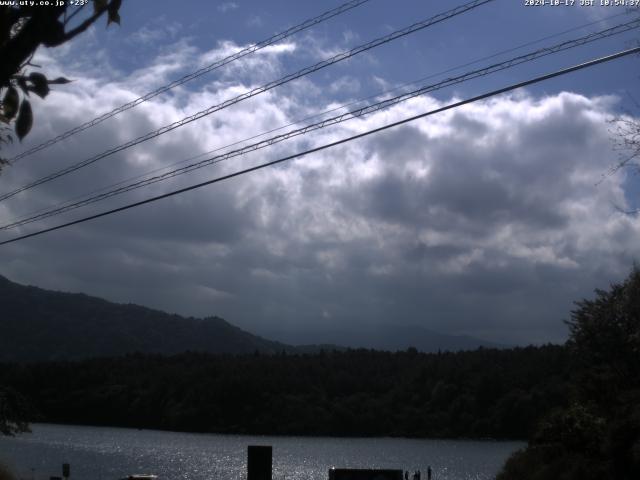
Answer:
0;424;523;480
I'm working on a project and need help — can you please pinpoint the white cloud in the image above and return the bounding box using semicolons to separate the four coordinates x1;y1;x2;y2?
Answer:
218;2;239;13
1;37;639;347
128;20;183;46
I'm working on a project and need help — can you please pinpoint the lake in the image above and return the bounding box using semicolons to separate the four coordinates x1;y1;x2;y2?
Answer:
0;424;523;480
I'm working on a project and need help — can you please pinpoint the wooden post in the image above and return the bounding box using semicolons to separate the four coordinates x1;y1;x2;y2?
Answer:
247;445;272;480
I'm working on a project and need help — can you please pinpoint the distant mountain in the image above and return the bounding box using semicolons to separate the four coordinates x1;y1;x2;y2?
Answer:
274;324;508;353
0;275;506;362
0;275;291;362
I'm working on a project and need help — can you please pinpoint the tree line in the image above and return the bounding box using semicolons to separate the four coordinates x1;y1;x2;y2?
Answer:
0;344;570;440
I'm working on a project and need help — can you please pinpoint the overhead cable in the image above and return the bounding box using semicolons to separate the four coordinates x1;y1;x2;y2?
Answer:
12;8;628;226
9;0;373;163
0;0;495;203
1;46;637;247
2;18;639;231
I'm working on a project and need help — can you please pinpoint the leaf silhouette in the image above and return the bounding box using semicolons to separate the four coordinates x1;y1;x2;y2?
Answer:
108;0;122;25
29;72;50;99
48;77;73;85
3;87;19;119
16;99;33;141
93;0;108;14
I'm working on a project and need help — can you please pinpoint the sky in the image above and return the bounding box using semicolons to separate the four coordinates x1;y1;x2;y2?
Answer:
0;0;639;346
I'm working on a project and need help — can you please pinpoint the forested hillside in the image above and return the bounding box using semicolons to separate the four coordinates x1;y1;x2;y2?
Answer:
0;275;289;361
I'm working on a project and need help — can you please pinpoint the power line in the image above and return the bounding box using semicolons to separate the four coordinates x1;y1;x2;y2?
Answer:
5;10;627;232
11;8;629;228
9;0;373;163
0;0;495;203
3;18;638;231
1;46;637;247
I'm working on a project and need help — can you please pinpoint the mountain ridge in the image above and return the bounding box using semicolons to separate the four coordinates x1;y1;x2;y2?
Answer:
0;274;290;362
0;275;506;361
291;323;509;352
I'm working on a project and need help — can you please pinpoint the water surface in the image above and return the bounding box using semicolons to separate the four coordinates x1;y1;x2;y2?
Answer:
0;424;523;480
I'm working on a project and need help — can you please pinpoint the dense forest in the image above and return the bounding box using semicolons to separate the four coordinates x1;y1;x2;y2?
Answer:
0;345;570;439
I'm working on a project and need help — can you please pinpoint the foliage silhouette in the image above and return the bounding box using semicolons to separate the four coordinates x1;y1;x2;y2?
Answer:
0;386;32;436
498;266;640;480
0;1;122;167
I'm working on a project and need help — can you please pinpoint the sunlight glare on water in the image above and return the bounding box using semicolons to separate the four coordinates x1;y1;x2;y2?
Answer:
0;424;523;480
